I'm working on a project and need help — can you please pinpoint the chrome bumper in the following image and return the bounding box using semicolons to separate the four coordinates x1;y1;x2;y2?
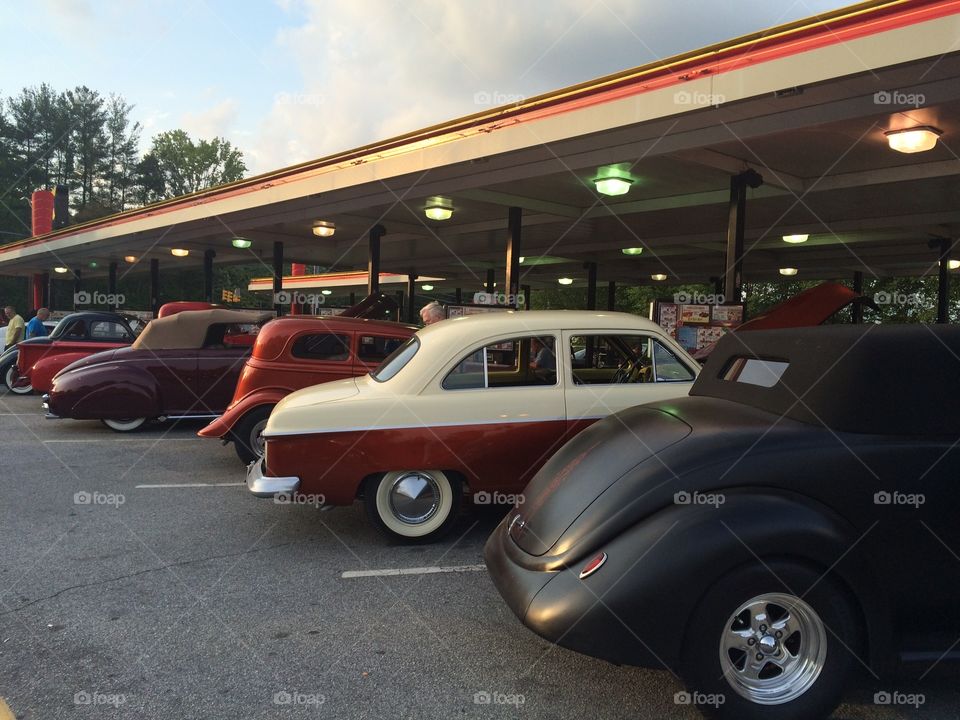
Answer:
246;458;300;498
42;394;59;419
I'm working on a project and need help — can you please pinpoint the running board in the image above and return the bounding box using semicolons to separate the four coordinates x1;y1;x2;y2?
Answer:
161;414;220;421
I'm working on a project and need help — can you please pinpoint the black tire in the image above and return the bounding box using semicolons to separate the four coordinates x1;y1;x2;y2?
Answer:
363;470;461;543
231;405;273;465
680;561;862;720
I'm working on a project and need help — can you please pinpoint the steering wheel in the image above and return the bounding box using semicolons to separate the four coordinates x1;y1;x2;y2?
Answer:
613;360;635;384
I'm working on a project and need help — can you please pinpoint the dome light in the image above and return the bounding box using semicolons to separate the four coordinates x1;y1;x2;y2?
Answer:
782;234;808;244
88;261;98;268
320;289;332;295
650;273;667;281
779;267;799;276
421;284;434;291
558;277;574;285
123;255;136;263
621;247;644;256
885;126;942;153
518;256;525;264
424;197;454;221
231;237;252;249
948;259;960;270
594;176;633;197
171;248;189;257
53;266;68;274
312;222;336;238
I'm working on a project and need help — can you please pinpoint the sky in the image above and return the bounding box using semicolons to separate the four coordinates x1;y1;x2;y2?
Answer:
1;0;849;176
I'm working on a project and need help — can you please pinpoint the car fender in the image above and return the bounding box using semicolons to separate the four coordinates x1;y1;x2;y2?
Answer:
197;388;286;438
50;363;162;420
29;352;93;393
516;489;890;674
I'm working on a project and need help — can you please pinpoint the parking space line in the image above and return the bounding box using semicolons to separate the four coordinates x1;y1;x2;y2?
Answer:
0;697;16;720
342;564;486;578
43;438;197;443
136;482;245;488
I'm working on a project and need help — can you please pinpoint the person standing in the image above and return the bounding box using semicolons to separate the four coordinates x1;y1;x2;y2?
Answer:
4;306;24;350
419;301;445;325
25;307;50;339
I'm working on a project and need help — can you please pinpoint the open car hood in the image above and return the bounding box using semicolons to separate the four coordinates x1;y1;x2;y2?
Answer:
693;282;866;360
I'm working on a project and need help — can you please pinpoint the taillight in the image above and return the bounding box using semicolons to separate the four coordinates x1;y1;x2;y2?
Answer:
579;552;607;580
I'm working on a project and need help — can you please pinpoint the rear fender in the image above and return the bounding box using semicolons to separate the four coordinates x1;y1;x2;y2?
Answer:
197;388;286;438
521;490;890;673
52;365;161;420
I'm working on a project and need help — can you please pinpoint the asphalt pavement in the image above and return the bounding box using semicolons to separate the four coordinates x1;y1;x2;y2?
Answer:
0;391;955;719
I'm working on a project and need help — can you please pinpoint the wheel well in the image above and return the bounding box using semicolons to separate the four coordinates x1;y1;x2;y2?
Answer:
683;554;870;665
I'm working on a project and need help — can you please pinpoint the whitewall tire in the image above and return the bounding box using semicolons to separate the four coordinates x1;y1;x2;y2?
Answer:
365;470;460;542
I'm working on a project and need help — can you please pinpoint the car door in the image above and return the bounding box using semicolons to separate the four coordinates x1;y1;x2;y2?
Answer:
146;349;202;416
196;347;252;413
562;330;696;434
433;333;566;492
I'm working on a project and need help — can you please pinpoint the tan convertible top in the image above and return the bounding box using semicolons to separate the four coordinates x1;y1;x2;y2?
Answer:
132;309;273;350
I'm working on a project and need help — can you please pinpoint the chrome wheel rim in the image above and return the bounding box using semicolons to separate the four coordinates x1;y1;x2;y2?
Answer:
388;471;441;525
719;592;827;705
250;418;268;456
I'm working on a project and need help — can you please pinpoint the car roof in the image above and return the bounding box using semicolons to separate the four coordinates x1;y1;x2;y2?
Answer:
264;315;417;334
693;324;960;435
132;309;273;350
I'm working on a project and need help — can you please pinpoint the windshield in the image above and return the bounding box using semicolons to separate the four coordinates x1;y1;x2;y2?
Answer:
371;336;419;382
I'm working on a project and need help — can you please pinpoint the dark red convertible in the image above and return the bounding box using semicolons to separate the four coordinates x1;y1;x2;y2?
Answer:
44;309;272;432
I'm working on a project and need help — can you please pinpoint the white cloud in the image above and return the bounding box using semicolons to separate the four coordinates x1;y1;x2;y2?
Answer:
180;98;240;142
244;0;845;173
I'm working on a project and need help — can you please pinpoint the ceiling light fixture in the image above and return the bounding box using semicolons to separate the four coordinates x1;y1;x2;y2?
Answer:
779;267;799;276
424;197;454;221
782;234;809;244
421;284;434;291
885;126;942;153
321;289;332;295
171;248;189;257
621;247;644;256
650;273;667;281
231;237;252;249
124;255;136;263
558;277;574;285
312;221;335;238
948;259;960;270
53;266;68;274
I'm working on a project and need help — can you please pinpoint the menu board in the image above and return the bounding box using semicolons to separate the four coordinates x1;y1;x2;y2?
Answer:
446;305;509;318
655;300;745;352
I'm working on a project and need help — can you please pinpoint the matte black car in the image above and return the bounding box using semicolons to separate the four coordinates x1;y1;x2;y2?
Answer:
485;324;960;720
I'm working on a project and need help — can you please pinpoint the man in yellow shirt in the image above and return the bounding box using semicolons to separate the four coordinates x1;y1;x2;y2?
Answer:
4;306;24;350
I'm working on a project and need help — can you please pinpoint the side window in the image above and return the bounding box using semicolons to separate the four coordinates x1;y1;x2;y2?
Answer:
89;321;129;341
442;335;557;390
291;333;350;361
569;334;653;385
653;340;695;382
358;335;405;364
62;319;86;339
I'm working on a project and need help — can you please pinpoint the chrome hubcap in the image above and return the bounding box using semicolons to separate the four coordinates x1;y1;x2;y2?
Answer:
251;419;268;455
719;593;827;705
388;472;441;524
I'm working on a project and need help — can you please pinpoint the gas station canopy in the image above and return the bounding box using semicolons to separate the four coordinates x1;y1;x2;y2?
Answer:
2;0;960;295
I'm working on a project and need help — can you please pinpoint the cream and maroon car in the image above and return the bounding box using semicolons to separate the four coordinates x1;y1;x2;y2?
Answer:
247;310;698;542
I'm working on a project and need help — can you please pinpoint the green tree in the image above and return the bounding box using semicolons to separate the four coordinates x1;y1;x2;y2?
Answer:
102;94;140;212
65;86;109;210
147;129;246;198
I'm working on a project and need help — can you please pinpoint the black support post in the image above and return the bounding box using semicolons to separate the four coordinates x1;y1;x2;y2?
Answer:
40;272;50;309
722;170;763;303
150;259;160;317
584;262;597;310
486;269;495;293
368;224;385;296
522;284;531;310
931;238;952;324
852;271;864;324
203;249;216;303
455;288;462;304
272;241;284;316
349;292;356;306
607;281;616;311
407;273;416;324
505;206;522;307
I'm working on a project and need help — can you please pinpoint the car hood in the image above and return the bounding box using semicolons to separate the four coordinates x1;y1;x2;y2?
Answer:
264;377;361;436
512;405;692;557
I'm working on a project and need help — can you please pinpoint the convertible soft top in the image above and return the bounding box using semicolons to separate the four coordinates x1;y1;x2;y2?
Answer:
693;324;960;436
132;309;273;350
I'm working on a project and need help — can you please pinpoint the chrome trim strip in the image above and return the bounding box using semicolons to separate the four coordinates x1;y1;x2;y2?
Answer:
263;414;568;438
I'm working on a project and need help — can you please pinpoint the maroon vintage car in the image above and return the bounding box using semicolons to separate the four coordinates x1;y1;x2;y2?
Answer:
198;315;417;462
44;309;272;432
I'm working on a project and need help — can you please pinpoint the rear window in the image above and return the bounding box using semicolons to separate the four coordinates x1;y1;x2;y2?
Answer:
371;336;419;382
291;333;351;361
89;320;130;341
723;357;789;387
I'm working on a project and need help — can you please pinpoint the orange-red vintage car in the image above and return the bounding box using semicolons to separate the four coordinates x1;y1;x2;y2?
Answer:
198;315;416;463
